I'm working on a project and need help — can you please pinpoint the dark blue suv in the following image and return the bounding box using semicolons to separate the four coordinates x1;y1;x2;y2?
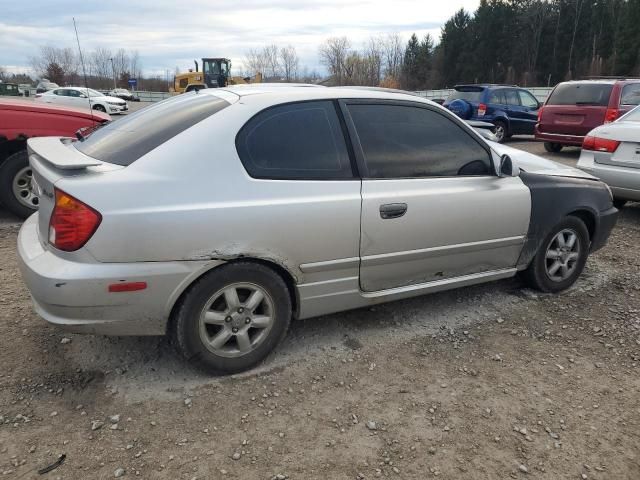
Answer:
443;85;541;142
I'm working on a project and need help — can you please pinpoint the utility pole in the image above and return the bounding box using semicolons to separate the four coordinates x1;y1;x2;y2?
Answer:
110;57;117;89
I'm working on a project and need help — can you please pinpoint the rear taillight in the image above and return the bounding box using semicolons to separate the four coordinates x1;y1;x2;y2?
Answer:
582;135;620;153
49;189;102;251
477;103;487;116
604;108;619;123
537;106;544;122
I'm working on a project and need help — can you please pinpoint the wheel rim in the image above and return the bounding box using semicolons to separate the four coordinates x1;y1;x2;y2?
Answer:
544;229;581;282
494;125;505;141
198;282;275;358
12;166;39;210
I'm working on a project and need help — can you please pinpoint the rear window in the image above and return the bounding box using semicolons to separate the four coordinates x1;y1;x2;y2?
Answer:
547;83;613;106
620;83;640;106
620;106;640;122
74;93;229;166
447;88;483;103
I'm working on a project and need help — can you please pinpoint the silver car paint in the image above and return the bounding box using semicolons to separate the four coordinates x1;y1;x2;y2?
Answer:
577;119;640;201
20;86;543;335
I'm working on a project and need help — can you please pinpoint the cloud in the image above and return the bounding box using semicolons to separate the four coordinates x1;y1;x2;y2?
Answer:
1;0;480;77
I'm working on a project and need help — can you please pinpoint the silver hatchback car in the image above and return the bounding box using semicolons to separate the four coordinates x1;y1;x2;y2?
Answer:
18;86;617;373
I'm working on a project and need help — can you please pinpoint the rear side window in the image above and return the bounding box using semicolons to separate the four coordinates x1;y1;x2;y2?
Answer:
74;93;229;166
620;83;640;106
447;88;483;103
505;90;520;106
488;90;506;104
347;103;492;178
547;83;613;106
236;101;352;180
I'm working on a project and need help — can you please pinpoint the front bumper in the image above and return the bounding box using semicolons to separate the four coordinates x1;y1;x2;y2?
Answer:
591;206;618;252
17;214;223;335
108;103;128;114
534;125;584;146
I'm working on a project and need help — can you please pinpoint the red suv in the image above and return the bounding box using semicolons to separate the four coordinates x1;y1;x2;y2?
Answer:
535;78;640;152
0;99;109;218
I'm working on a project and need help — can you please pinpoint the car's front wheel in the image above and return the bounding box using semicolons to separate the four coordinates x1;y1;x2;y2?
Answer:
522;216;590;293
93;104;106;112
493;120;508;143
173;262;292;374
0;150;39;218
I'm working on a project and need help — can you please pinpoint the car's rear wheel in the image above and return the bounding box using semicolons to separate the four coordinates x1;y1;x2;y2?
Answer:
173;262;292;374
0;150;39;218
522;216;589;293
544;142;563;153
493;120;508;143
93;104;106;112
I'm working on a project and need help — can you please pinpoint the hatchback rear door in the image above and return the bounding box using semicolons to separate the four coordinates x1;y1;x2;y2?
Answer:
539;82;613;136
343;100;530;293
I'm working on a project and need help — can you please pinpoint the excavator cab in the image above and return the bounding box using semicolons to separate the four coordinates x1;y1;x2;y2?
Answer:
202;58;231;88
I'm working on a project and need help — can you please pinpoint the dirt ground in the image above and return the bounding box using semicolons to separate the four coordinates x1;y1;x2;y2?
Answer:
1;142;639;480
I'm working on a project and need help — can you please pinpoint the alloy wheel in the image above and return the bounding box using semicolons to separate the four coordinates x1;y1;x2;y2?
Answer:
544;228;581;282
11;166;39;210
198;282;275;358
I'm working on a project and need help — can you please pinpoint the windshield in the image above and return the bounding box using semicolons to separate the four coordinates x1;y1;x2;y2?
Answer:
619;105;640;122
547;83;613;106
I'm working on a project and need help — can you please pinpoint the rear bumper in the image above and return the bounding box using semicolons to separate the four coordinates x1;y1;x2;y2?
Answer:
577;151;640;201
17;214;223;335
534;126;584;146
591;206;618;252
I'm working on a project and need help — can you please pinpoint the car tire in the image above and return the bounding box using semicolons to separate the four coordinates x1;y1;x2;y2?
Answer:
544;142;563;153
613;199;627;209
0;150;39;218
522;216;590;293
493;120;508;143
93;104;106;113
173;262;292;375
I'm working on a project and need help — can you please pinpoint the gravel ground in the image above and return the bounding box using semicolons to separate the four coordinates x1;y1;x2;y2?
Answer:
1;139;639;479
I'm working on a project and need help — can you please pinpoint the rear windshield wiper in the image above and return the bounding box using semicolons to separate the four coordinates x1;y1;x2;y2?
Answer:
75;121;109;142
574;101;602;106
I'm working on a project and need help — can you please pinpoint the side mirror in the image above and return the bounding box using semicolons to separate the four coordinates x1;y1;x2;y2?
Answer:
498;154;519;177
79;94;87;98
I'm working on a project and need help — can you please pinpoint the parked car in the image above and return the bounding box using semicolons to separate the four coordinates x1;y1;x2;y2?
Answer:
0;82;20;96
577;105;640;208
185;83;207;93
443;84;540;142
536;78;640;152
109;88;140;102
35;80;59;94
18;86;617;374
35;87;128;114
0;98;109;218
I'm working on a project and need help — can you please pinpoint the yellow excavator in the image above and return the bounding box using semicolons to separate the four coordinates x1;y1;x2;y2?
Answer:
173;58;262;93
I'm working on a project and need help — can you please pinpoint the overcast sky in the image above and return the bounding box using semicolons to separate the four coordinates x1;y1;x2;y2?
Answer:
1;0;480;78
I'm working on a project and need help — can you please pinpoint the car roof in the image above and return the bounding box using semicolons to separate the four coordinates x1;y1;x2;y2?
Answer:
209;84;434;104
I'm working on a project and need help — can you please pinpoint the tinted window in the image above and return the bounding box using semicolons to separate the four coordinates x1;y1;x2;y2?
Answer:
488;89;506;104
547;83;613;106
518;90;539;108
75;93;229;166
620;83;640;106
53;89;66;96
348;104;492;178
505;90;520;106
447;89;483;103
236;101;352;180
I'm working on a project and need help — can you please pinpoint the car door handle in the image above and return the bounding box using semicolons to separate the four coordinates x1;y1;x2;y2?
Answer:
379;203;407;219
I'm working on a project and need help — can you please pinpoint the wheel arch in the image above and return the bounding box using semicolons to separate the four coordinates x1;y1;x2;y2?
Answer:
567;209;596;242
0;138;27;164
166;257;300;335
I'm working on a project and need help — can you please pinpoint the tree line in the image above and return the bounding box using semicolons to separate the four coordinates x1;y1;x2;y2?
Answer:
320;0;640;89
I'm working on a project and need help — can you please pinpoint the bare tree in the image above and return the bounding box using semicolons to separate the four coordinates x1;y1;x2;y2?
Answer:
129;50;141;80
319;36;351;85
381;33;403;81
90;47;113;87
280;45;299;82
112;48;130;85
364;36;383;86
29;46;78;84
263;44;280;79
244;48;267;77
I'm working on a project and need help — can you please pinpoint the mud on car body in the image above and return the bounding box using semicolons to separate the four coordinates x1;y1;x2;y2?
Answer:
17;86;617;374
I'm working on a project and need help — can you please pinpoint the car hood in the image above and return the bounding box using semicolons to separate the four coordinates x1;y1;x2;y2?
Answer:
101;95;126;103
489;141;597;180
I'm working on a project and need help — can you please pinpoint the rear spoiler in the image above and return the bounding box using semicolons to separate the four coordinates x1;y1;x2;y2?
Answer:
27;137;102;170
